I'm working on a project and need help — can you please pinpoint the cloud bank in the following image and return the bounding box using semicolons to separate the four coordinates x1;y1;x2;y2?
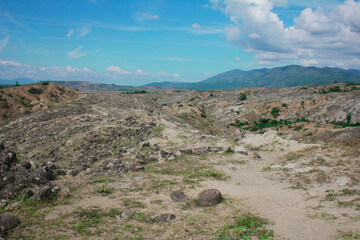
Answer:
213;0;360;68
0;59;182;86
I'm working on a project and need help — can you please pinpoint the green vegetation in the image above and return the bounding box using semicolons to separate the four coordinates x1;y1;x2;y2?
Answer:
96;184;114;194
238;93;247;101
201;104;207;118
123;90;149;94
188;96;201;102
28;87;43;94
332;121;360;128
230;118;310;132
270;107;280;118
41;81;49;85
213;212;274;240
73;207;122;236
347;112;352;124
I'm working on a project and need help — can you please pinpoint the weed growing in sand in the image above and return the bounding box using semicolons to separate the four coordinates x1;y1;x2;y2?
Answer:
213;212;274;240
72;207;122;236
96;184;114;194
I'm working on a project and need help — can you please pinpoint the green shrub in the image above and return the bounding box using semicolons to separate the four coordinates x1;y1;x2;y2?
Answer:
238;93;247;101
28;88;43;94
329;86;341;92
271;107;280;118
346;112;352;124
41;81;49;86
213;212;273;240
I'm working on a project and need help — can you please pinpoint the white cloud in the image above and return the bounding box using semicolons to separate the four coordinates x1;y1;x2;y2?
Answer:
0;37;9;52
106;65;131;74
77;24;92;37
156;71;169;77
67;29;74;38
191;23;223;35
214;0;360;68
235;56;241;61
137;13;159;21
0;59;184;85
135;69;150;76
192;23;201;29
301;59;319;66
68;47;86;59
0;59;24;67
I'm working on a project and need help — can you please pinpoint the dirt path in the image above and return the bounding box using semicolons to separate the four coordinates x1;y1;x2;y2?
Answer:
202;136;357;239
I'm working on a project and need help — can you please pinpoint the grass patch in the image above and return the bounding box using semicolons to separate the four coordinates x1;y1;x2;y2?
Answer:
213;212;274;240
72;207;122;236
95;184;114;194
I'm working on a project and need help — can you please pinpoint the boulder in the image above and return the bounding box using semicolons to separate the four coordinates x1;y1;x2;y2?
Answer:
198;189;222;207
0;213;19;237
154;213;176;222
180;149;193;154
234;146;248;155
122;209;135;218
253;152;261;160
193;147;208;155
224;146;233;153
170;190;188;202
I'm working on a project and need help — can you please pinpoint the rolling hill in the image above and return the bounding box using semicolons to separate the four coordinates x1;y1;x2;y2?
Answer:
146;65;360;90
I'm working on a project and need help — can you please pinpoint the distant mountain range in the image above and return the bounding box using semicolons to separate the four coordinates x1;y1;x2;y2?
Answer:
2;65;360;90
146;65;360;90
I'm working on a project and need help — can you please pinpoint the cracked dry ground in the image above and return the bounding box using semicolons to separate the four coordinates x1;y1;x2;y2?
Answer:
0;92;359;240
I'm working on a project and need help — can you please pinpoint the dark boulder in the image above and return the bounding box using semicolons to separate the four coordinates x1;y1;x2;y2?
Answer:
198;189;222;207
0;213;19;237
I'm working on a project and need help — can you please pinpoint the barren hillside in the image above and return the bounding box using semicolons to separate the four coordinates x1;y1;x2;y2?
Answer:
0;82;82;120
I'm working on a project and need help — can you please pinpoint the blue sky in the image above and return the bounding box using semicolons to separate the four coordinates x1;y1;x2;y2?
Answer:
0;0;359;85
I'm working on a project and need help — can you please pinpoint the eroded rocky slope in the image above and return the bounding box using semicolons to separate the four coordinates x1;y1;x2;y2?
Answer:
0;85;359;239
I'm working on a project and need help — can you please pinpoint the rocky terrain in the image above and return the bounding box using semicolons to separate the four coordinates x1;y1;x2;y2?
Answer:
0;83;359;239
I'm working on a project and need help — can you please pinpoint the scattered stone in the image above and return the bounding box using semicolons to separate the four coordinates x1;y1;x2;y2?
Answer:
29;161;38;169
253;152;261;160
22;161;32;170
142;142;150;147
170;190;189;202
193;147;208;155
0;213;19;237
208;147;221;152
147;155;157;162
134;155;147;165
59;188;71;197
234;146;248;155
67;169;78;176
122;209;135;218
224;146;233;153
154;213;176;222
180;149;193;154
198;189;222;207
153;144;160;151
